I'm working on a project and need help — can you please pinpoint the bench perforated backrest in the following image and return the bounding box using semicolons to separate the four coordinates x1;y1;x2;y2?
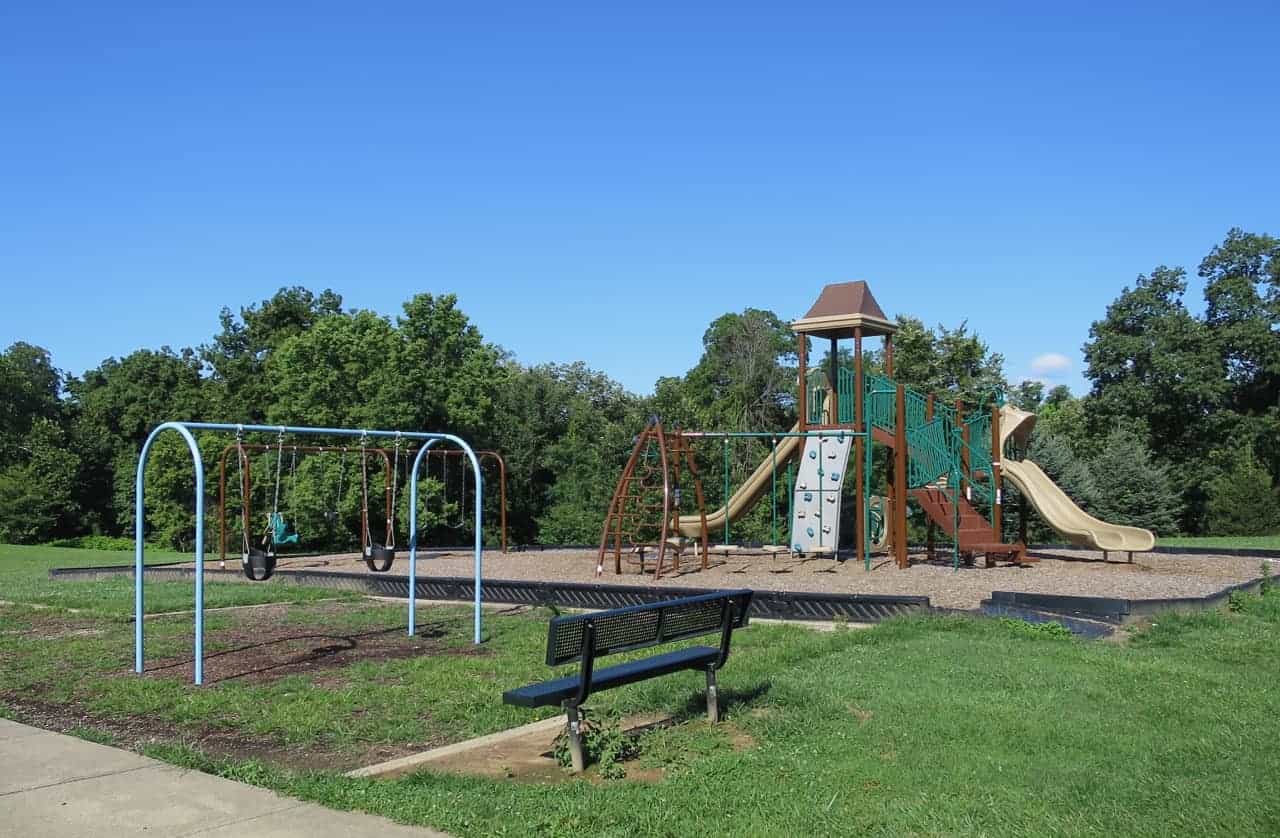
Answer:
546;590;752;666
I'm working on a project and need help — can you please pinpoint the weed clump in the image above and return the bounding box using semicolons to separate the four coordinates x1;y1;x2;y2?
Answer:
997;617;1073;640
553;708;638;779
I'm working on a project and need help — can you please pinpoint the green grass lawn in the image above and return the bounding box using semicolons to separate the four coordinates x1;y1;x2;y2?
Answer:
2;542;1279;836
0;543;358;616
1158;535;1280;550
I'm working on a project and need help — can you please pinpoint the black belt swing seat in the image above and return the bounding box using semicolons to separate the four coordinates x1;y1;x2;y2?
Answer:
361;438;399;573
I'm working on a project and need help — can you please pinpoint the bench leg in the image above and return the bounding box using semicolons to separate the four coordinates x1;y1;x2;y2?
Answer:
563;703;585;772
705;667;720;723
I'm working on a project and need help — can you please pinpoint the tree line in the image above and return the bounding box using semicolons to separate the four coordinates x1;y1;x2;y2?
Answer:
0;229;1276;549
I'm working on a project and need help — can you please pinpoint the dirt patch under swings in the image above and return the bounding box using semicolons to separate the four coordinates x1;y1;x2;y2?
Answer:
138;601;487;686
1;601;496;773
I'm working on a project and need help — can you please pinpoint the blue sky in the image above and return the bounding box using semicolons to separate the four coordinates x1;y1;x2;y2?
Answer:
2;2;1276;396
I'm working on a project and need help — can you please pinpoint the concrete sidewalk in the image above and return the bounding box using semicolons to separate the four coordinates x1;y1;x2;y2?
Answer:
0;718;450;837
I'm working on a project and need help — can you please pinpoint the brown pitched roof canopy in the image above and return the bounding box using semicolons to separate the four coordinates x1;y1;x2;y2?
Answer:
792;281;896;339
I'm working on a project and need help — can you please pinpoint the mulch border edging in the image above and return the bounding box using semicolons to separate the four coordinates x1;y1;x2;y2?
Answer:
988;573;1273;624
47;564;931;624
47;555;1275;629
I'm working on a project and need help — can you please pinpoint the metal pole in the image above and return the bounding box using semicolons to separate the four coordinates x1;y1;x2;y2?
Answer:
864;423;873;571
770;437;777;545
135;422;206;684
408;440;440;637
722;437;730;545
797;332;808;432
786;462;794;548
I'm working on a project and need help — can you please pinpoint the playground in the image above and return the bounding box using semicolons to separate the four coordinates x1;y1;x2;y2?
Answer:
5;281;1280;836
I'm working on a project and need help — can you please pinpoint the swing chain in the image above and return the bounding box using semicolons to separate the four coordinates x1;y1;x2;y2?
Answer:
235;428;249;556
388;434;402;549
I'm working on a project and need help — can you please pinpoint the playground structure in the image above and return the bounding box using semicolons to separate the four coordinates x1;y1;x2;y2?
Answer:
216;441;509;570
134;422;487;685
598;400;876;578
599;281;1154;571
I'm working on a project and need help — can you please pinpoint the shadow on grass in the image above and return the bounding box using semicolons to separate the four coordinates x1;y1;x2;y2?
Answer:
672;679;773;721
145;623;451;684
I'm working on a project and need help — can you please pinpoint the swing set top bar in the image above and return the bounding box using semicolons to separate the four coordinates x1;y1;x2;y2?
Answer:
186;421;468;442
675;430;871;440
134;421;485;687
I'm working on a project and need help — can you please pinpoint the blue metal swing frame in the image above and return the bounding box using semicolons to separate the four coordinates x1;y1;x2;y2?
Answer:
134;422;484;685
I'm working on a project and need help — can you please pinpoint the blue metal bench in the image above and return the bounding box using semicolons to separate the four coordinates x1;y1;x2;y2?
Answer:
502;589;753;771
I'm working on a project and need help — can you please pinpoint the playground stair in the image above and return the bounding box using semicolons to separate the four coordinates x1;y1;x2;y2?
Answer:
911;484;1033;566
851;372;1031;566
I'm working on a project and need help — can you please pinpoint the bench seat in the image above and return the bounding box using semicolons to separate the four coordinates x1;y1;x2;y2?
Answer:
503;646;718;708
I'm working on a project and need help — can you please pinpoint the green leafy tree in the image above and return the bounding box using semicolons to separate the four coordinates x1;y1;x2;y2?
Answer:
523;364;644;544
202;287;344;422
0;343;65;463
871;317;1007;407
676;308;797;432
1089;429;1182;536
68;347;208;534
1198;229;1280;482
1204;447;1280;537
1031;387;1092;458
1083;267;1227;450
0;418;80;543
265;310;409;429
395;292;510;437
1028;432;1099;512
1009;380;1044;412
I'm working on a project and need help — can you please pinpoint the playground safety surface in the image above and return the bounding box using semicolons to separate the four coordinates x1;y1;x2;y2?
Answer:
177;547;1268;611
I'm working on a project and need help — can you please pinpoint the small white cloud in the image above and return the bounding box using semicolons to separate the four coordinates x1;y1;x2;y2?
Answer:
1029;353;1072;378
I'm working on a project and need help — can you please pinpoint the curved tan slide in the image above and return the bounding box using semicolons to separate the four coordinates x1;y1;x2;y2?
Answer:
998;404;1155;552
675;424;804;538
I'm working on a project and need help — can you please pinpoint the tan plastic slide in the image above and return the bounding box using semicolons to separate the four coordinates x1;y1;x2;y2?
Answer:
675;423;804;538
998;404;1155;552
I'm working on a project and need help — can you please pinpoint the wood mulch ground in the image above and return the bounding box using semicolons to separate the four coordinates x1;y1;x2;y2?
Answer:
176;548;1274;610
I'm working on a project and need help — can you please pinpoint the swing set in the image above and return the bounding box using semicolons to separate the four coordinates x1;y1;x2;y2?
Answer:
136;421;488;685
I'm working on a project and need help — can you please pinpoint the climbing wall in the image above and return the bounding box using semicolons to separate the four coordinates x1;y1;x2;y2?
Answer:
790;432;854;555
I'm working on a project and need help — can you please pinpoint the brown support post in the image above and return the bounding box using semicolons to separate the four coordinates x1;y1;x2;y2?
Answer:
853;327;864;568
925;391;936;558
797;333;808;432
242;449;255;551
894;383;908;568
991;403;1002;542
829;336;839;424
653;423;672;579
1019;494;1028;546
218;446;230;564
885;334;895;378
